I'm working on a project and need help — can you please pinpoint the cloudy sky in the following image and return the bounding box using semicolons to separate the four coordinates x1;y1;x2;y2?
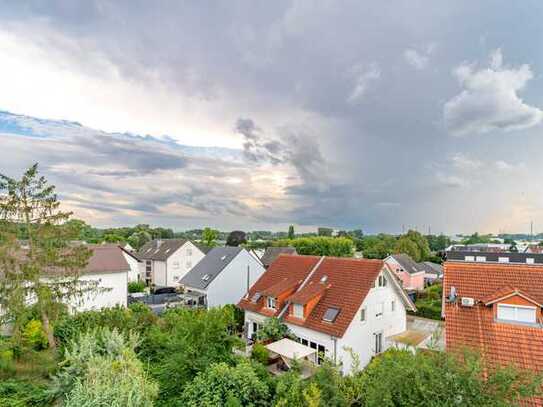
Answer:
0;1;542;234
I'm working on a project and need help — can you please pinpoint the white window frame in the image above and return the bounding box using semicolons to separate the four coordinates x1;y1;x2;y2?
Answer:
391;300;395;312
497;303;537;324
376;302;384;318
377;274;387;288
267;297;277;309
293;303;304;319
498;257;510;263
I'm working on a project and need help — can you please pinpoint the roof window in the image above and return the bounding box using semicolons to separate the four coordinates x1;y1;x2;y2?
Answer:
526;258;535;264
221;255;227;261
202;274;210;281
322;307;340;323
498;257;510;263
320;275;328;283
251;292;261;303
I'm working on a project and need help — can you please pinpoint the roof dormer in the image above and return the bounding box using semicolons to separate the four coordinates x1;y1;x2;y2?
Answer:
286;282;329;320
483;286;542;326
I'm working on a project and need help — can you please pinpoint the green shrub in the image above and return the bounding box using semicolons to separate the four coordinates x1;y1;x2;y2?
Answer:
256;317;291;342
251;343;269;365
22;320;48;351
0;379;52;407
0;339;15;375
274;237;354;257
128;281;146;293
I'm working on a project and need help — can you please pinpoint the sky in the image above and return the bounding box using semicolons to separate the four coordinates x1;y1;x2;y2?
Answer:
0;1;542;234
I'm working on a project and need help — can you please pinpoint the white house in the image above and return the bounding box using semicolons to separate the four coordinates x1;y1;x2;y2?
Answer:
136;239;208;287
117;245;141;283
180;246;265;308
238;254;416;374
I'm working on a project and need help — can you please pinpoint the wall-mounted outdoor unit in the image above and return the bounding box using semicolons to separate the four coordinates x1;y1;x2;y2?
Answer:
461;297;475;307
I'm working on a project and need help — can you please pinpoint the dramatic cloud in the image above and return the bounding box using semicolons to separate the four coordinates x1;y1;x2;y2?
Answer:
1;2;543;233
444;49;543;136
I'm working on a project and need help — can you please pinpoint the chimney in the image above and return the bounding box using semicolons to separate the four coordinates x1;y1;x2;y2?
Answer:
156;239;163;248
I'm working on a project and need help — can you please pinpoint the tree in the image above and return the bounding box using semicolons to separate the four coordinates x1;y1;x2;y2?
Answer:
359;234;396;259
256;317;291;342
127;230;152;250
288;225;295;240
202;227;219;248
0;164;95;349
180;361;270;406
53;328;158;406
275;237;354;257
318;227;333;237
404;230;431;260
426;234;451;252
351;348;542;407
226;230;247;247
395;237;422;262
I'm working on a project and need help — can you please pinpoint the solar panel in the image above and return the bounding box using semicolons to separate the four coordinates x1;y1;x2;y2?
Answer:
322;307;340;322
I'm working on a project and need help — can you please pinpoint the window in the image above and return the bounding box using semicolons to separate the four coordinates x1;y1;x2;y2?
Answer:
293;303;304;319
360;307;366;322
323;307;340;322
317;344;326;364
497;304;536;324
374;332;383;354
475;256;486;262
173;261;179;269
465;256;475;262
267;297;276;309
376;302;384;318
498;257;510;263
526;258;535;264
187;248;192;256
377;274;387;287
301;338;308;346
391;300;395;312
202;274;210;281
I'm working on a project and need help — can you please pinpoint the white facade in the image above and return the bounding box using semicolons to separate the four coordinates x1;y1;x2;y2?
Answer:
138;241;206;287
188;249;265;308
74;271;128;311
123;251;141;283
244;269;408;375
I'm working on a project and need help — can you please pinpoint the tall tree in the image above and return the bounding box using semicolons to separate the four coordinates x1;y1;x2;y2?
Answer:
202;227;219;248
226;230;247;247
288;225;295;240
0;164;95;349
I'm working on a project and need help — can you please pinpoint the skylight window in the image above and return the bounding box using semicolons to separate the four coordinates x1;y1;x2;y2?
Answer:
251;292;262;303
165;248;171;254
202;274;210;281
221;255;227;261
322;307;340;323
320;275;328;283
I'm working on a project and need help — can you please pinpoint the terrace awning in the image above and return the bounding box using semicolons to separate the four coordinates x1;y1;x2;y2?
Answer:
265;338;316;360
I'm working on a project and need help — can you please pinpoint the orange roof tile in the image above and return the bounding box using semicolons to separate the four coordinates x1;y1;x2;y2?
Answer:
286;282;327;304
261;277;302;297
444;262;543;407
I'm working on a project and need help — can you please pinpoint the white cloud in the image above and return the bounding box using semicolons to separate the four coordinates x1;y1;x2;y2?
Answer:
347;63;381;104
404;44;435;70
450;153;482;170
444;48;543;136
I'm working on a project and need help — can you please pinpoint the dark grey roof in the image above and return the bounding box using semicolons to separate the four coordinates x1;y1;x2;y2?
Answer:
419;261;443;276
136;239;188;261
446;250;543;264
180;246;243;290
261;247;297;267
389;253;423;275
194;243;212;254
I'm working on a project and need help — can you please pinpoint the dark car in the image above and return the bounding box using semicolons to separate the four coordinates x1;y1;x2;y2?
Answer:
153;286;176;295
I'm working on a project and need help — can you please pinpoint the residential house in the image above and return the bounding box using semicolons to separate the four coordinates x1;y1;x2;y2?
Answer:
384;254;426;291
446;250;543;265
136;239;207;287
418;261;443;284
444;258;543;407
180;246;265;308
260;247;297;268
118;245;141;283
238;254;416;374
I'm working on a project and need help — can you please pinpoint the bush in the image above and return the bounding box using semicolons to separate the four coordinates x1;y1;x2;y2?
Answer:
0;339;15;375
251;343;269;365
0;379;52;407
274;237;354;257
21;320;48;351
128;281;146;293
256;317;291;342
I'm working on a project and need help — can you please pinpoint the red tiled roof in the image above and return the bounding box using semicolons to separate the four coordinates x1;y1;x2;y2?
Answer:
239;254;384;338
286;282;328;304
261;277;302;297
444;262;543;406
481;286;542;307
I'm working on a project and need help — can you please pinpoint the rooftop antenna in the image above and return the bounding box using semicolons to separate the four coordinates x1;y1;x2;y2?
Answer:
531;221;534;241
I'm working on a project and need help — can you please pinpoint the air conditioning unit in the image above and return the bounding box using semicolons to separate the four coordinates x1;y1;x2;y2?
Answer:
461;297;475;307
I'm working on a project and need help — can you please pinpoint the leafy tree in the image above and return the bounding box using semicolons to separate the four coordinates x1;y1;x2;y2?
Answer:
394;237;422;262
256;317;291;342
404;230;431;260
426;234;451;252
359;234;397;259
180;361;270;406
0;164;95;349
128;281;146;293
127;230;152;250
462;233;494;245
226;230;247;247
202;227;219;248
53;328;158;406
104;233;126;243
251;343;269;365
275;237;354;257
288;225;295;240
318;227;333;237
352;348;542;407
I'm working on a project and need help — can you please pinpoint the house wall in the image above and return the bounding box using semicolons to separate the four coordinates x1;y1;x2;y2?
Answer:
153;261;167;286
205;250;265;308
385;257;425;290
69;271;128;312
492;295;542;320
166;241;205;287
338;278;407;373
123;252;140;282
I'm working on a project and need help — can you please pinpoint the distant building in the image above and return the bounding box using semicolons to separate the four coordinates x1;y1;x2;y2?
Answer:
445;243;511;253
136;239;208;287
260;247;297;268
446;250;543;265
180;247;265;308
385;254;425;291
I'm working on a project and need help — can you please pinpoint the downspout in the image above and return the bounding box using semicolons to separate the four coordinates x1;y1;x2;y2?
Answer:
332;336;337;364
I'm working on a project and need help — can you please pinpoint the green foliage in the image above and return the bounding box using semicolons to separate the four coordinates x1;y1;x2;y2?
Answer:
128;281;146;293
414;284;443;320
426;234;451;252
394;237;421;262
0;338;15;375
274;237;354;257
202;227;219;248
227;230;247;247
462;232;495;245
128;230;152;250
103;233;126;243
53;328;158;406
256;317;291;342
22;320;48;351
288;225;295;240
273;369;307;406
139;306;240;405
0;379;52;407
359;234;396;259
251;343;269;365
355;348;542;407
317;227;333;237
54;304;157;351
180;361;270;406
